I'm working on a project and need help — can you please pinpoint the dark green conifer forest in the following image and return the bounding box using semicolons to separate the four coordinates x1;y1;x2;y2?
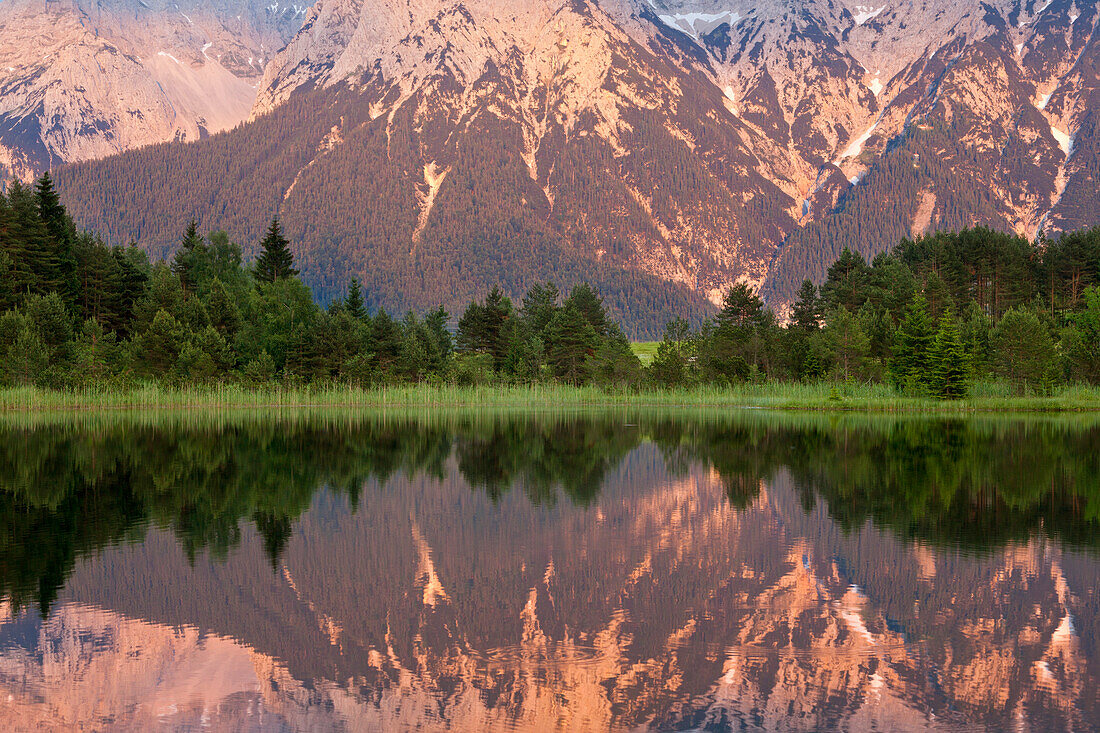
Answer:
2;175;1100;397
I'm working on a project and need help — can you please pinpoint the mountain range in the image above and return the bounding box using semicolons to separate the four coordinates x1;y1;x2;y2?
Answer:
2;0;1098;330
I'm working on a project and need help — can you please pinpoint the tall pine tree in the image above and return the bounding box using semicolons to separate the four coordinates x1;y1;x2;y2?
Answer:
255;218;297;283
790;280;821;332
928;308;969;400
8;181;60;295
35;172;78;304
344;278;366;319
35;173;67;243
889;291;934;391
171;221;205;293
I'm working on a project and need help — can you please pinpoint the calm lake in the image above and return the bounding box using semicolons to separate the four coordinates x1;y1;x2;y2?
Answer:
0;411;1098;731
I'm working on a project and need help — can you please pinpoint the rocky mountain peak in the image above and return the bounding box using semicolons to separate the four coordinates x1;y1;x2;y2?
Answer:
33;0;1100;323
0;0;314;180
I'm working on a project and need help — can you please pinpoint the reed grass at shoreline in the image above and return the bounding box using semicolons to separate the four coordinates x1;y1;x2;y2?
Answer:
5;381;1100;413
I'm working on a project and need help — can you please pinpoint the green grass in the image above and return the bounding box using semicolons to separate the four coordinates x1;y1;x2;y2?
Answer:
630;342;660;365
5;381;1100;413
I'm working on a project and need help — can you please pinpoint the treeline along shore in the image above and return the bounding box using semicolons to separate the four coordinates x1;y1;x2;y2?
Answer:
3;173;1100;409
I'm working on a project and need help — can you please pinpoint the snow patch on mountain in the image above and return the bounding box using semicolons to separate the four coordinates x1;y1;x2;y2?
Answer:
1051;126;1073;157
841;121;878;159
649;3;743;38
851;5;885;25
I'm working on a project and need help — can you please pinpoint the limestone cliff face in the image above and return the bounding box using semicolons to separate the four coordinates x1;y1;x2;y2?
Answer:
19;0;1100;311
0;0;311;180
238;0;1100;305
248;0;790;301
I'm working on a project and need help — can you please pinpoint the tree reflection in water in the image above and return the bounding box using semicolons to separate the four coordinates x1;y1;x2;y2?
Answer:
0;412;1097;730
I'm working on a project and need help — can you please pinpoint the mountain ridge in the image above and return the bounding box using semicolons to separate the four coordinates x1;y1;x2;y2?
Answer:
29;0;1100;322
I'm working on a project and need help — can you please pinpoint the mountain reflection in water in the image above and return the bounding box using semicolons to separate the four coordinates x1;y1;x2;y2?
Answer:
0;412;1098;731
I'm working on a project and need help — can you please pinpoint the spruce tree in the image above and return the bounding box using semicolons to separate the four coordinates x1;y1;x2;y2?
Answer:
890;291;934;391
35;172;76;300
456;301;486;354
424;306;453;371
928;308;968;400
822;306;869;381
565;283;608;337
345;278;366;319
371;308;402;376
991;306;1059;391
545;301;596;385
35;172;66;242
790;280;821;331
8;180;58;294
171;221;205;292
521;282;560;337
205;279;241;337
717;282;764;333
255;218;297;283
820;248;870;312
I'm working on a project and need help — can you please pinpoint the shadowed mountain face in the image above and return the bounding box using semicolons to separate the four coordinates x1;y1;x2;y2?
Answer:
36;0;1100;324
0;412;1098;730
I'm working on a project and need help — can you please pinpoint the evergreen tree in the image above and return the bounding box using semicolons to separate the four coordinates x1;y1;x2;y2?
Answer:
204;279;241;338
545;302;596;385
890;292;935;391
456;301;486;354
243;350;276;385
424;306;453;373
138;309;188;375
857;301;894;373
501;319;542;382
3;324;48;387
26;292;73;360
254;218;297;283
650;318;696;387
398;312;429;381
457;288;512;369
959;301;993;379
565;283;609;337
521;283;560;337
0;252;15;313
704;283;765;382
790;280;821;331
72;319;122;387
172;221;203;284
107;246;150;338
820;248;870;312
8;180;58;294
371;308;402;377
345;278;366;319
35;172;67;243
589;333;643;389
992;306;1060;392
822;306;869;381
928;309;969;399
717;282;764;334
35;172;76;301
1066;286;1100;382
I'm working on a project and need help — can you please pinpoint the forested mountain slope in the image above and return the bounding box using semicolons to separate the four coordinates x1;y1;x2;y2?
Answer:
45;0;1100;324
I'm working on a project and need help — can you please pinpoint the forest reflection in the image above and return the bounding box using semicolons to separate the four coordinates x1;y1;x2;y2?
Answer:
2;411;1099;617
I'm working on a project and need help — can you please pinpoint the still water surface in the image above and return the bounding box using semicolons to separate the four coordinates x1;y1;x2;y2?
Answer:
0;412;1098;731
